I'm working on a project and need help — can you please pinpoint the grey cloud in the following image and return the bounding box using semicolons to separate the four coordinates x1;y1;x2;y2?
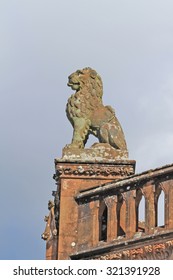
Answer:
0;0;173;259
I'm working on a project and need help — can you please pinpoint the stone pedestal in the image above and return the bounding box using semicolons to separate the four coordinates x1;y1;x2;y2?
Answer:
53;146;135;260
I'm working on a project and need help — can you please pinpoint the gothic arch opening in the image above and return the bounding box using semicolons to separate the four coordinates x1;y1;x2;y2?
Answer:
155;186;165;228
117;194;126;237
98;199;108;242
136;189;145;232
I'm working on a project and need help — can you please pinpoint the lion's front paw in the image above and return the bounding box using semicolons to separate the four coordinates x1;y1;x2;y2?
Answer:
65;142;84;149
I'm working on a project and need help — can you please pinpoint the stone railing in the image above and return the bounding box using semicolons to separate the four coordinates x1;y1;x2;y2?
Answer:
75;164;173;251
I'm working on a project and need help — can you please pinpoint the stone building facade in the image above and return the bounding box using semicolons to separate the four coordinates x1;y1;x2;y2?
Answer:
42;156;173;260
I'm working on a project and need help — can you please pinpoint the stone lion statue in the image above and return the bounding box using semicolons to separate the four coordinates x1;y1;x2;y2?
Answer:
66;67;128;153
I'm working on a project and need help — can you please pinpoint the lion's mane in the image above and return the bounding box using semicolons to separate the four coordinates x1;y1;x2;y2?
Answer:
66;67;104;121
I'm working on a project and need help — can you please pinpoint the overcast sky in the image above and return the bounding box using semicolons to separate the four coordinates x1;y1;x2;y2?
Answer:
1;0;173;259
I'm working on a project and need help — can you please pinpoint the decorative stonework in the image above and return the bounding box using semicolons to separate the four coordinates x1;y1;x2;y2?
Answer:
42;200;57;241
94;240;173;260
55;163;135;178
42;200;58;260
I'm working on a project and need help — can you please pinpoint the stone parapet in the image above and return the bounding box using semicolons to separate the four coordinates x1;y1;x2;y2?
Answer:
70;230;173;260
72;163;173;260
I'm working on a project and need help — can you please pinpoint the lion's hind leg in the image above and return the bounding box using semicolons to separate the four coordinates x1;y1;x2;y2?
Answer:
99;123;122;150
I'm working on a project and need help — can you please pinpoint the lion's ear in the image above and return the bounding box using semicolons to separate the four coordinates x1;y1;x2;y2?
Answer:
90;70;97;79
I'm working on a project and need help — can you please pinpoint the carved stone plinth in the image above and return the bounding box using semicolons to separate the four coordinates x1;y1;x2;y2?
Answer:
62;143;128;161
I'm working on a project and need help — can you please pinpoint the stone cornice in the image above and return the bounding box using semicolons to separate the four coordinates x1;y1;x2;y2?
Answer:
54;161;135;179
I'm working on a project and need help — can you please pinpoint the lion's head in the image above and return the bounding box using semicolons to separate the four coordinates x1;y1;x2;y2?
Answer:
66;67;104;121
67;67;103;99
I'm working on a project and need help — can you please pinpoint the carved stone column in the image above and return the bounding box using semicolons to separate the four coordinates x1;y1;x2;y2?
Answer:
92;200;100;246
143;181;156;234
105;196;118;242
126;189;136;238
161;179;173;229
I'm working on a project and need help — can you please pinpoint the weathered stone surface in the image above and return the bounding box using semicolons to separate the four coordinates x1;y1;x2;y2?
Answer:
62;143;128;161
53;159;135;260
92;239;173;260
42;200;58;260
43;160;173;260
70;163;173;260
65;67;128;156
55;160;135;179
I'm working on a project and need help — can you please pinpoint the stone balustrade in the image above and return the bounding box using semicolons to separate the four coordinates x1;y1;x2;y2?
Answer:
75;164;173;251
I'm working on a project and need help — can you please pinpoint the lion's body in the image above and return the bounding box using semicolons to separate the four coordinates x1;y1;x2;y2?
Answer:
66;67;127;152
